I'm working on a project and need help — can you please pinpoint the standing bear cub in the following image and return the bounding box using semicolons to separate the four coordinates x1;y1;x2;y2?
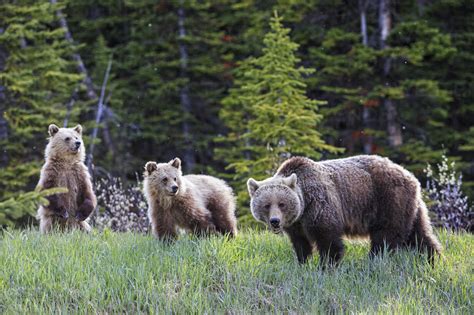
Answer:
37;124;97;233
143;158;238;240
247;155;441;266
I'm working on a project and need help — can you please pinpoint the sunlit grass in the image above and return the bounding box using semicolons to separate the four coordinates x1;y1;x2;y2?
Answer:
0;229;472;313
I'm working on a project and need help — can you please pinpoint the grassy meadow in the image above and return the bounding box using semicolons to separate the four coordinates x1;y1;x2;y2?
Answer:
0;229;472;314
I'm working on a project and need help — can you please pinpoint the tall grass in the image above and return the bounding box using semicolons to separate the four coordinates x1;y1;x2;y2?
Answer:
0;229;472;313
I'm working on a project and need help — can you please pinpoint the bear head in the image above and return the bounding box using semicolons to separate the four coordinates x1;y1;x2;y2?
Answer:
247;173;302;232
144;158;183;197
45;124;85;161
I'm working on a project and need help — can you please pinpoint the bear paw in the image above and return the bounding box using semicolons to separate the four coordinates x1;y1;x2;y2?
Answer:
76;199;95;221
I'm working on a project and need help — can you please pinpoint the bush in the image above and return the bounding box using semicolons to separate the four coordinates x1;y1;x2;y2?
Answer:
424;155;473;232
92;176;149;233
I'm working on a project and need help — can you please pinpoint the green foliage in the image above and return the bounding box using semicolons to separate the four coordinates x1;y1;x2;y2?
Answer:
0;229;472;313
0;0;473;228
0;187;67;227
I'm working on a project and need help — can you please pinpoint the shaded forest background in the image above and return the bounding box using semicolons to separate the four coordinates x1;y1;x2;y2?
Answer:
0;0;473;227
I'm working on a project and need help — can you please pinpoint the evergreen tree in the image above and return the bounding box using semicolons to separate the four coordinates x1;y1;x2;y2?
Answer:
426;0;474;198
218;13;341;224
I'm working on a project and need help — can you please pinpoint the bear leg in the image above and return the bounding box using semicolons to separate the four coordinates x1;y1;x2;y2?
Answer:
154;223;178;242
79;220;92;233
406;205;442;265
206;196;238;237
286;225;313;264
39;215;54;234
369;229;407;258
314;229;344;267
212;212;237;237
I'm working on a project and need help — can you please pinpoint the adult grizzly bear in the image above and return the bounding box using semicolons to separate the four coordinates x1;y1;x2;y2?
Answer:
143;158;237;240
247;155;441;266
36;124;96;233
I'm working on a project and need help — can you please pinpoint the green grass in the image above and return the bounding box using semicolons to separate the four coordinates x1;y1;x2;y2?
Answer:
0;229;472;314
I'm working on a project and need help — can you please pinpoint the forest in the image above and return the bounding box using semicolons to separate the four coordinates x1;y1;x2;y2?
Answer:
0;0;473;229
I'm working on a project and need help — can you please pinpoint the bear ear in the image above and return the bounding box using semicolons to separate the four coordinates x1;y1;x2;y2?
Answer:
283;173;298;189
247;178;260;197
73;124;83;135
48;124;59;137
169;157;181;169
145;161;158;174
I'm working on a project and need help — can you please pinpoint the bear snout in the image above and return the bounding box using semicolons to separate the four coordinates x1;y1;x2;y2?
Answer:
171;185;179;193
270;217;280;229
74;141;81;149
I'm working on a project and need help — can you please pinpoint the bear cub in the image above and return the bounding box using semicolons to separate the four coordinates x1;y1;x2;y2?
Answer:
37;124;97;233
247;155;441;266
143;158;238;240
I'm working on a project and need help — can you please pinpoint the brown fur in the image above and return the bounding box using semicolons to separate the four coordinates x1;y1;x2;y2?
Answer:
36;124;97;233
143;158;238;240
247;155;441;266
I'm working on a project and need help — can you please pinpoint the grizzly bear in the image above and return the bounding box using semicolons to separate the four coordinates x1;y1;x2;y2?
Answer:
36;124;96;233
247;155;441;266
143;158;238;240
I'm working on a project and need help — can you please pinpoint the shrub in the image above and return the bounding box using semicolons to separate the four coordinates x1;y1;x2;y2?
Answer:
424;155;473;232
92;176;149;233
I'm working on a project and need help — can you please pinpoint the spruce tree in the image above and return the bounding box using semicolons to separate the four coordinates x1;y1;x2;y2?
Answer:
426;0;474;198
218;13;341;224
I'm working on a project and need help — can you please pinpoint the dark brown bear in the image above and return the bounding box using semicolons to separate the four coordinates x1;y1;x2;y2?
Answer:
247;155;441;266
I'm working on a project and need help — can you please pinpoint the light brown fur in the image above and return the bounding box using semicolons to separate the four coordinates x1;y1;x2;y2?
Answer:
36;124;96;233
143;158;237;240
248;155;441;266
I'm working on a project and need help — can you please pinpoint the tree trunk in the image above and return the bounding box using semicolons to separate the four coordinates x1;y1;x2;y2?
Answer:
63;88;78;127
177;2;195;172
379;0;402;148
359;0;373;154
359;0;369;46
87;58;112;176
417;0;426;15
50;0;98;101
0;27;8;167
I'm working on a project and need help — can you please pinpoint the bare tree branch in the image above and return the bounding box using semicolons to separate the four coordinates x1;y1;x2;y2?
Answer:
51;0;98;101
87;58;113;175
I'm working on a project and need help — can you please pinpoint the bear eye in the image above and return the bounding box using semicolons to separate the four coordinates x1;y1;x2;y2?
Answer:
173;177;177;181
264;204;270;210
65;137;71;141
278;202;285;208
162;178;168;183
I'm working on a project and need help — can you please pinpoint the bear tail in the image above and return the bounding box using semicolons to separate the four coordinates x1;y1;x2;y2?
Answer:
409;201;442;264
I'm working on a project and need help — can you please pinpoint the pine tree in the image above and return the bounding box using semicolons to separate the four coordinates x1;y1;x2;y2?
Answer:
218;12;341;224
426;0;474;199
